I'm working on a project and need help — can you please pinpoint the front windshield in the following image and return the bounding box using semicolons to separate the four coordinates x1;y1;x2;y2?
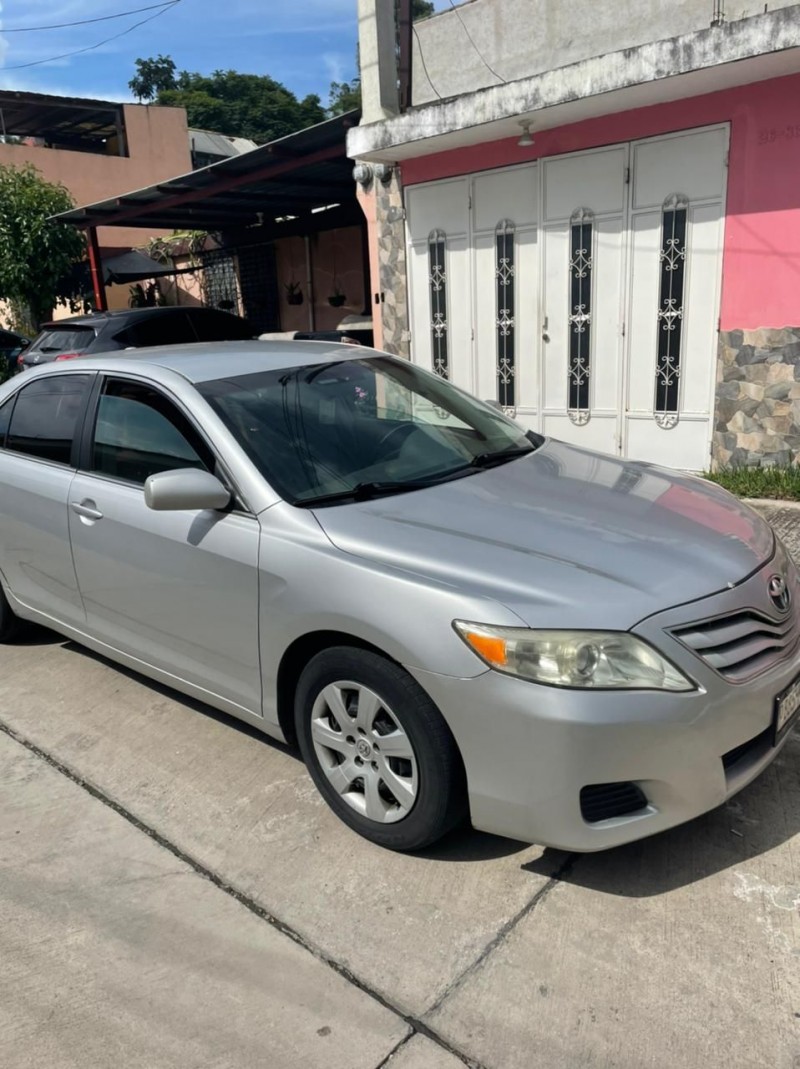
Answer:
198;355;539;506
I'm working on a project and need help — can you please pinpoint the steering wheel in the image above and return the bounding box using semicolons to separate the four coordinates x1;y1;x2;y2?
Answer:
377;422;417;457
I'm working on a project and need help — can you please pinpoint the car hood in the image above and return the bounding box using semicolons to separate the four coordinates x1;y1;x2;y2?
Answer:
314;440;775;630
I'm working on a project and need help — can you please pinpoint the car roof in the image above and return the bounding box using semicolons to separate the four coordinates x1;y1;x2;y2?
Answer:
39;306;246;330
23;340;375;384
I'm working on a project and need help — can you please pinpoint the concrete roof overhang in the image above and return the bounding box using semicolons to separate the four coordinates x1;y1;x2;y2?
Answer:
348;8;800;162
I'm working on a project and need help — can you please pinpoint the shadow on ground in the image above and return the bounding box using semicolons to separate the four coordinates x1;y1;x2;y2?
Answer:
59;636;530;864
33;626;800;876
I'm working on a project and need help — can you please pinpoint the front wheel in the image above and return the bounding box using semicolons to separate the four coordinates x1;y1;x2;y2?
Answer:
295;647;467;851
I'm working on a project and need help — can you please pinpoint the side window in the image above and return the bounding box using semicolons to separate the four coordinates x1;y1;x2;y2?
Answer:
6;374;91;465
0;398;12;446
188;310;253;342
91;379;214;485
121;312;197;349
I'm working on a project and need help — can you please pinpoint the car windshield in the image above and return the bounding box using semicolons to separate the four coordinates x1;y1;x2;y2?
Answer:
198;355;540;505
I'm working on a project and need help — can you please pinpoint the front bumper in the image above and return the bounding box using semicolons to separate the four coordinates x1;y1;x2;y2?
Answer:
407;557;800;851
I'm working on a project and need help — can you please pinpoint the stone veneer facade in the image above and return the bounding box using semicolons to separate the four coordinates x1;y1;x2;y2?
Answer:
375;172;410;359
713;328;800;469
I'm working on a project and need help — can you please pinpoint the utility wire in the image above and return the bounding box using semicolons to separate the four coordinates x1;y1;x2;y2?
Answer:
2;1;183;72
3;2;176;33
411;25;443;100
447;0;506;84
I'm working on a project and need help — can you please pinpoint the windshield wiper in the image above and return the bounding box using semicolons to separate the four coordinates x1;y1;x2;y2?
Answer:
468;444;535;469
299;472;467;508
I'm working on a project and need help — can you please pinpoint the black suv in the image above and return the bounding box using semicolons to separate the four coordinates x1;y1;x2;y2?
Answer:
0;329;30;377
18;306;255;372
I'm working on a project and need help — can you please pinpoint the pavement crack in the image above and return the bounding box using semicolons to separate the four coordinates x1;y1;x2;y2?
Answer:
373;1031;414;1069
0;718;489;1069
422;852;578;1020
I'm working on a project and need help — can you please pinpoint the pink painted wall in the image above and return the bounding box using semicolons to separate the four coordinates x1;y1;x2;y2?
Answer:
401;73;800;331
0;104;191;251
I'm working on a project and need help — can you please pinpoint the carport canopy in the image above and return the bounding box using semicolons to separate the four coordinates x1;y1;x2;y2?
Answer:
53;110;360;310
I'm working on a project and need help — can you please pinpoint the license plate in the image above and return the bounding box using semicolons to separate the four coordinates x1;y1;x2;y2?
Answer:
774;673;800;744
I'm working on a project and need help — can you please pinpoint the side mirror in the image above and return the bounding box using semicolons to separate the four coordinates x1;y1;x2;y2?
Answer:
144;469;231;512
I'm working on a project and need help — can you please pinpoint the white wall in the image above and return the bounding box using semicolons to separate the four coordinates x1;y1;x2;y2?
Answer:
410;0;799;105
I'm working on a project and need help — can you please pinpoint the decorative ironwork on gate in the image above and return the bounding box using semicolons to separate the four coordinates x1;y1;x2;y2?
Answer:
201;249;241;315
568;208;593;425
654;194;689;429
428;229;449;378
495;220;516;410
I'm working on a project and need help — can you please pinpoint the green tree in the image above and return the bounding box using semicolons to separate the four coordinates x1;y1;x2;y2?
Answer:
129;54;178;102
0;164;85;332
130;58;325;143
328;1;436;115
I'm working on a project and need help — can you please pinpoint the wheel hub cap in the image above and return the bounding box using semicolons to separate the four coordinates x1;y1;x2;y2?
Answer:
309;680;419;825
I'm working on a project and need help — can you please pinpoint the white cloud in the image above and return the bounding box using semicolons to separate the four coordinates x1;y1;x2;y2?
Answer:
322;51;347;85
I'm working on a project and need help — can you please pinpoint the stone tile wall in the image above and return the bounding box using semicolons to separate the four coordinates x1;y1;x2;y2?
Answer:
376;172;410;359
713;328;800;468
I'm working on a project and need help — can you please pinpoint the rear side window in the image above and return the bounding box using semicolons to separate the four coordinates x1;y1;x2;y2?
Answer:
188;309;254;342
120;312;198;349
91;378;214;484
31;327;95;354
6;375;91;465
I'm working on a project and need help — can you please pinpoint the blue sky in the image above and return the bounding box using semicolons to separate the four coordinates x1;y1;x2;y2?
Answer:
0;0;449;106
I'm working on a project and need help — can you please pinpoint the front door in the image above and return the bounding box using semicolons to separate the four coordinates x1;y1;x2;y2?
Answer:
68;376;262;715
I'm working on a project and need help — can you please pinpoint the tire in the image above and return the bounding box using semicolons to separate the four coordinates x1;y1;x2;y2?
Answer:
0;582;22;642
295;647;467;851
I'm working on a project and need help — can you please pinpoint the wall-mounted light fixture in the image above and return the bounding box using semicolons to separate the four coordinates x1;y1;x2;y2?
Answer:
352;162;373;186
517;121;534;147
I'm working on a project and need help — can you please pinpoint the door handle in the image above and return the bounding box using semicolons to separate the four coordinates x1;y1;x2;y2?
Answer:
71;500;104;521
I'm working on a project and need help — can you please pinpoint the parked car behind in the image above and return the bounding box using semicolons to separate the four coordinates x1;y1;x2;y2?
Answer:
0;329;29;378
17;306;255;371
0;341;797;854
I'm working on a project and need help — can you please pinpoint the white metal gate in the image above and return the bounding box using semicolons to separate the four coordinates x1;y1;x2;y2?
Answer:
405;125;727;470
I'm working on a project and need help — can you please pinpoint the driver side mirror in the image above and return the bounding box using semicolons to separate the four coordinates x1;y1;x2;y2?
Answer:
144;469;231;512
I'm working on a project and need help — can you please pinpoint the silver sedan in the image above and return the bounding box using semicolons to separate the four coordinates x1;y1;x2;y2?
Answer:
0;342;797;851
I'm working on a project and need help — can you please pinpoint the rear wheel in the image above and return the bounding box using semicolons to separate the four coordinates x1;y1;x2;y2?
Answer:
0;583;22;642
295;647;467;851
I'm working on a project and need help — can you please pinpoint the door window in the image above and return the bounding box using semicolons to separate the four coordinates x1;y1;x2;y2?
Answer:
91;379;214;484
118;312;197;349
5;374;91;465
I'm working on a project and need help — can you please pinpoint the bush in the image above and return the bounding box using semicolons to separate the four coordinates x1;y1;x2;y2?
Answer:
704;465;800;501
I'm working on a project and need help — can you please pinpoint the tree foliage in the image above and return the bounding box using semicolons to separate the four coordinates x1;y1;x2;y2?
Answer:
128;54;178;102
129;58;325;143
0;164;85;332
328;0;436;115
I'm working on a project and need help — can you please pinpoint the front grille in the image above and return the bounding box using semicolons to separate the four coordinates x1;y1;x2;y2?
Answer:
672;608;799;683
580;782;648;823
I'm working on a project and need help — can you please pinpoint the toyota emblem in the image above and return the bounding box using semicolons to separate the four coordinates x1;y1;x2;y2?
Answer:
768;575;791;614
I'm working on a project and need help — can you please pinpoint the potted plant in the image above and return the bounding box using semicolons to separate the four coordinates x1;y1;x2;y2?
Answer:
328;284;346;308
285;280;303;305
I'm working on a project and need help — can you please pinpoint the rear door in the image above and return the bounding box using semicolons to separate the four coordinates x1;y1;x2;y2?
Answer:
0;372;93;626
68;374;262;714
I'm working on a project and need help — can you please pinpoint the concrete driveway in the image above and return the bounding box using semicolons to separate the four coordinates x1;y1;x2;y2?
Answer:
2;505;799;1069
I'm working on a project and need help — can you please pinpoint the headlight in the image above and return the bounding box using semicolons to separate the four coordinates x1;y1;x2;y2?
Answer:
453;622;694;691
